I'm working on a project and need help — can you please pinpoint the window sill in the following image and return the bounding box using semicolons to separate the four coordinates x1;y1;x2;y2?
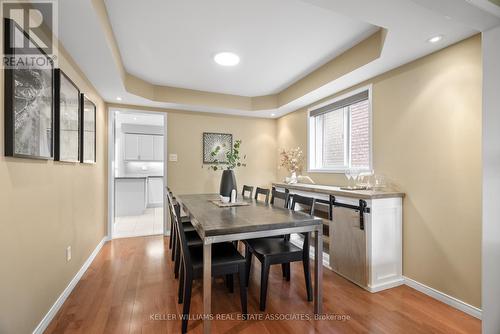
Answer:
307;168;372;174
307;168;348;174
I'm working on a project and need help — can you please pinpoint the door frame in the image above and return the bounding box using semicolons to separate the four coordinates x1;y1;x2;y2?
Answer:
107;107;168;239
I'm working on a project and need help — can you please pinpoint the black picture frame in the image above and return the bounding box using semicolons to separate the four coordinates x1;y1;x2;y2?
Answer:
4;18;54;159
80;94;96;164
54;69;81;162
202;132;233;164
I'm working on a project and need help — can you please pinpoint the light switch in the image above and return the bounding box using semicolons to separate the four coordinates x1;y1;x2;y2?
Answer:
169;153;178;162
66;246;72;262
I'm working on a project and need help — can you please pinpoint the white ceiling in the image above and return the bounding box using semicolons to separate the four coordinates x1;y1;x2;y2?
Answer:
58;0;500;118
104;0;378;96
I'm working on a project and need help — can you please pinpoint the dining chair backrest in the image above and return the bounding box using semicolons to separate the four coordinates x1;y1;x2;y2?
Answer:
270;187;290;209
291;194;316;216
290;194;316;245
254;187;270;204
166;191;178;222
168;194;192;266
242;185;254;199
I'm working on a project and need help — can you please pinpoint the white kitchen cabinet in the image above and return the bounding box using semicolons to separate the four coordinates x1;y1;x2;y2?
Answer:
124;133;139;160
124;133;163;161
153;135;164;161
115;178;147;216
138;135;154;160
147;177;164;207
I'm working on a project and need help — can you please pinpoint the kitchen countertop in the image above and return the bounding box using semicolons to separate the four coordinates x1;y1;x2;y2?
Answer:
272;182;405;200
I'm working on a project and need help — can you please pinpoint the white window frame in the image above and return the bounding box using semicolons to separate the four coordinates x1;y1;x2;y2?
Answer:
307;85;373;173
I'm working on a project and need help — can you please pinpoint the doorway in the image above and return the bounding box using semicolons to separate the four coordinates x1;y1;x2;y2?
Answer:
108;108;167;239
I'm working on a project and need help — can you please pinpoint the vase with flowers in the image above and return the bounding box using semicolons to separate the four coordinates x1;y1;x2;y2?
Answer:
279;147;304;184
205;140;246;199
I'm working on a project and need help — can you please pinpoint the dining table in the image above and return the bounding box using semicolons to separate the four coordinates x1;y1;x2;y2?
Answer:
177;193;324;334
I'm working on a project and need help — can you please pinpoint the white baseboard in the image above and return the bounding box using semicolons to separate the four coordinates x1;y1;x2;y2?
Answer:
368;278;405;292
32;237;108;334
293;236;481;320
404;276;482;319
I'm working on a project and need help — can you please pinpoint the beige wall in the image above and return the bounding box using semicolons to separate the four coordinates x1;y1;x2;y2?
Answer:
0;27;481;334
0;43;108;333
166;111;277;194
277;35;482;307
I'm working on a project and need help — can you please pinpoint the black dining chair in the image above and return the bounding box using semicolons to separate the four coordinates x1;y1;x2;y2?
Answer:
169;194;189;258
270;187;289;208
243;187;291;279
168;191;194;251
166;193;202;279
171;199;247;333
244;194;315;311
242;185;254;199
254;187;270;204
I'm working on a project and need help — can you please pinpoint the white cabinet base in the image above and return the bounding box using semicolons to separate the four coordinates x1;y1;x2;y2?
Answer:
277;186;403;293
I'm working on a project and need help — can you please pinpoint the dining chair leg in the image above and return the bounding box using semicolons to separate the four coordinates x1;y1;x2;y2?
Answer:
226;274;234;293
259;259;270;311
303;258;313;301
285;263;291;281
182;274;193;334
171;229;176;261
168;217;174;249
245;245;252;287
174;240;181;279
178;259;184;304
303;233;313;302
238;263;248;319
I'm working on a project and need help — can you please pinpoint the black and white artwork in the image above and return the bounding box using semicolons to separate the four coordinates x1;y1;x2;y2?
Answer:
55;69;80;162
80;95;96;163
203;132;232;163
4;19;54;159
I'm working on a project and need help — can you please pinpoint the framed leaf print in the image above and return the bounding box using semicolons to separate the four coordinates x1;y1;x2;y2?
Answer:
203;132;232;164
54;69;80;162
4;18;54;159
80;94;96;164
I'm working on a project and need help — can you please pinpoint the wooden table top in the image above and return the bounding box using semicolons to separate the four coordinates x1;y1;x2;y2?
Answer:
273;182;405;199
178;193;322;238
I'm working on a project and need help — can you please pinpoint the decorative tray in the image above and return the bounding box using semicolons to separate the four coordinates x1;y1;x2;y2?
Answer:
340;186;368;191
210;200;250;208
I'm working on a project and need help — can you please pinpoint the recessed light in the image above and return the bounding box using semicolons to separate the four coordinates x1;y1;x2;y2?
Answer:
271;113;276;117
116;96;122;101
214;52;240;66
428;35;443;43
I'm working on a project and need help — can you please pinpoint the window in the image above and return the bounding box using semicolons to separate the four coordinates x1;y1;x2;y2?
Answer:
308;88;371;172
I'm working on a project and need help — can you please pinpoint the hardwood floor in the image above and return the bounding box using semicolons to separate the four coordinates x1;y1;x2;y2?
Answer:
45;236;480;334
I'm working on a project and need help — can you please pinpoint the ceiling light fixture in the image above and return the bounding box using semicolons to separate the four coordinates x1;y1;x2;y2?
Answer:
214;52;240;66
427;35;443;43
116;96;122;101
271;113;276;117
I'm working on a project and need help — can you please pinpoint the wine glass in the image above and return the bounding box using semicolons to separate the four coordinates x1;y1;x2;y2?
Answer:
344;170;352;188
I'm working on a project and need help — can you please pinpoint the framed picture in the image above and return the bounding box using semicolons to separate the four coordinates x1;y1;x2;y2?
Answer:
203;132;232;163
54;69;80;162
80;94;96;164
4;18;54;159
